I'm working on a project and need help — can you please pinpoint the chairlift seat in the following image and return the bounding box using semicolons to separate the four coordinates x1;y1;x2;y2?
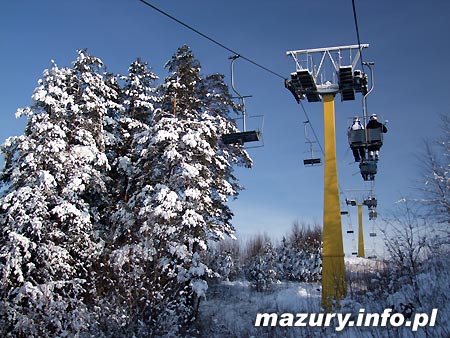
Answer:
303;158;321;166
367;255;377;259
369;232;377;237
340;211;349;215
222;130;261;145
346;230;354;234
351;252;358;256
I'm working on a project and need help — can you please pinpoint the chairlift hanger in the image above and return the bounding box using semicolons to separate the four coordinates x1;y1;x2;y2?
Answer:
303;120;321;166
221;55;262;146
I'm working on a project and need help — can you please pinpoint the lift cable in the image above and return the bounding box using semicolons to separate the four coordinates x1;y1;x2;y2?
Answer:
351;0;365;71
137;0;361;207
137;0;286;80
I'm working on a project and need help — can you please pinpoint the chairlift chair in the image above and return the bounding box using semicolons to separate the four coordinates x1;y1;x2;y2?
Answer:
221;55;263;146
302;120;321;166
369;232;377;237
363;196;378;208
353;69;368;95
348;129;366;148
368;209;378;220
222;130;261;145
346;198;357;206
367;127;384;149
359;160;377;181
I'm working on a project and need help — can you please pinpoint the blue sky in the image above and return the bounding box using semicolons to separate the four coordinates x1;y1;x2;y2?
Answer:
1;0;450;255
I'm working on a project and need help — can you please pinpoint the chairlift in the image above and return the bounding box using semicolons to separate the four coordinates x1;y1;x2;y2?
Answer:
348;125;385;159
353;69;368;95
359;160;377;181
221;55;263;146
302;121;321;166
363;196;377;208
346;230;354;234
369;232;377;237
368;208;378;220
367;255;377;260
340;210;349;215
345;198;357;206
351;252;358;256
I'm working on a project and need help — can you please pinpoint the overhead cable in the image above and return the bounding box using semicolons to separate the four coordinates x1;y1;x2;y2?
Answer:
137;0;286;80
351;0;365;70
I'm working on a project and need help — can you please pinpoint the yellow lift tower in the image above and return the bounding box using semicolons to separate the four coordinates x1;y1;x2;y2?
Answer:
285;44;369;311
346;197;369;258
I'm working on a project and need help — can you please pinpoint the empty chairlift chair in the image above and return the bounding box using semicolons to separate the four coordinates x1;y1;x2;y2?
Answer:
222;130;261;145
222;55;262;146
302;121;321;166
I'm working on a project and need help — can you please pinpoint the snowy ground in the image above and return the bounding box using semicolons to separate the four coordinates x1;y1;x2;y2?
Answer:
191;258;447;338
194;280;323;338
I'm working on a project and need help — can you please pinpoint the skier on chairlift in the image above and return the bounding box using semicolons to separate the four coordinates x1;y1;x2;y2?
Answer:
350;116;365;162
366;114;387;160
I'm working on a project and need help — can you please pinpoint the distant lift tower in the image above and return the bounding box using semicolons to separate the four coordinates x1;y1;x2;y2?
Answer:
285;44;369;311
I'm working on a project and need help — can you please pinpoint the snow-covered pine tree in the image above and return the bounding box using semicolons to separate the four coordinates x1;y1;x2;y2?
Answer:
127;45;252;334
98;58;161;336
0;50;117;337
246;240;277;291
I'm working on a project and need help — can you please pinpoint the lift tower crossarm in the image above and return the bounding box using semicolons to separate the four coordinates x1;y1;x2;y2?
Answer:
286;44;369;55
285;44;370;103
286;44;369;73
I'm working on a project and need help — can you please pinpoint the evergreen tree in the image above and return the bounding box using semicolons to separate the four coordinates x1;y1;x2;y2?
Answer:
0;50;117;337
0;46;253;337
246;241;277;291
98;58;160;336
129;45;252;334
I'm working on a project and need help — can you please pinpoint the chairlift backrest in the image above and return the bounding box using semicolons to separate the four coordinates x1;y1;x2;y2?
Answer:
348;129;366;147
360;161;377;175
367;127;383;145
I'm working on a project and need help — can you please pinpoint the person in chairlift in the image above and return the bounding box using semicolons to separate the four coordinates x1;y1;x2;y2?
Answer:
349;116;365;162
366;114;387;160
